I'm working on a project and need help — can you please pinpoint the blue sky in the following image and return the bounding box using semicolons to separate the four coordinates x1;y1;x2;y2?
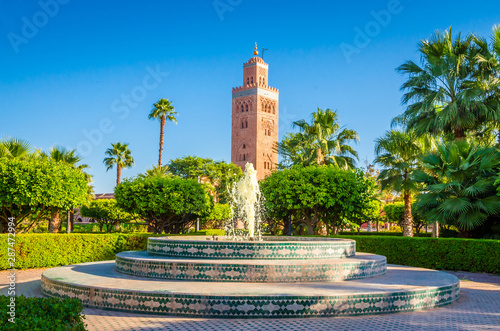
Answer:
1;0;499;193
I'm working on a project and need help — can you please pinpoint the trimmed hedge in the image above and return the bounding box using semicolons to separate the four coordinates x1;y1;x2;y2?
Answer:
339;231;432;237
336;235;500;274
0;295;86;330
0;233;163;270
3;233;498;274
0;232;225;270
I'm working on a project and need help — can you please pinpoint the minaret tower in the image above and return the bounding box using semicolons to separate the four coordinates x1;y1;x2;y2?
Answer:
231;43;279;180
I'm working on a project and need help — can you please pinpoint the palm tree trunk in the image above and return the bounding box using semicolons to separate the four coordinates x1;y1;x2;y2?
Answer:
402;190;413;237
116;164;122;186
453;128;466;140
316;148;323;165
159;115;165;166
49;210;60;233
432;221;439;237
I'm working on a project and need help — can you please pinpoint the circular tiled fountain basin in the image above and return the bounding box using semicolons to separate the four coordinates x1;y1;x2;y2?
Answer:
115;251;386;282
41;262;459;318
147;236;356;260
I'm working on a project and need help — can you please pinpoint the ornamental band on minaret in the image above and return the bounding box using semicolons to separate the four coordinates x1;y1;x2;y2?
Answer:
231;43;279;180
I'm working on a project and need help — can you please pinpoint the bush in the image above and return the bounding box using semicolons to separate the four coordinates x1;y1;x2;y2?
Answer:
0;232;227;270
338;231;432;237
115;175;213;234
335;235;500;273
0;295;86;330
0;233;161;270
192;229;225;236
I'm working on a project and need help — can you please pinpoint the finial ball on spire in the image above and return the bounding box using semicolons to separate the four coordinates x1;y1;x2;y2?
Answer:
253;42;258;56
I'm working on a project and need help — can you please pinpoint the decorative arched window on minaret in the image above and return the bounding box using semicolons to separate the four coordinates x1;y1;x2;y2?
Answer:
231;42;279;181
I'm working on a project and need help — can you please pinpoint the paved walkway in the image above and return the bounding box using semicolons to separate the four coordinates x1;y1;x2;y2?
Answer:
1;268;500;331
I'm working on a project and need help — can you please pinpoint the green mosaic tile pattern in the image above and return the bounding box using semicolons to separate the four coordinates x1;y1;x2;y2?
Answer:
41;274;459;318
115;251;387;282
147;237;356;260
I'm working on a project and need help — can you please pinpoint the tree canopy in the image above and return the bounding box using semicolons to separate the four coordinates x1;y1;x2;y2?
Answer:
168;156;243;204
80;199;138;232
104;142;134;186
278;108;359;169
415;140;500;235
394;28;496;140
115;175;213;234
0;159;89;233
260;166;376;235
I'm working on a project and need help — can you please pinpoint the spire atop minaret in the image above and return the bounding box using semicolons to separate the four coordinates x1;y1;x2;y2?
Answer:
253;42;258;56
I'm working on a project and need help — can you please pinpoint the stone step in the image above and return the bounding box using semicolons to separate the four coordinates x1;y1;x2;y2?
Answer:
41;262;459;318
115;251;387;282
148;236;356;260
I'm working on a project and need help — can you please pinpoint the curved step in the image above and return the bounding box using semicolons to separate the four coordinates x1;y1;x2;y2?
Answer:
115;251;386;282
41;262;459;318
148;236;356;260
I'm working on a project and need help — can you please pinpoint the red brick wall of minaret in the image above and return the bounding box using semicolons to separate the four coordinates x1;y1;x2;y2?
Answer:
231;55;279;180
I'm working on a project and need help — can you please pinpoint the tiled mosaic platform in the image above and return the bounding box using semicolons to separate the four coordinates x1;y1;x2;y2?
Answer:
115;251;387;282
148;236;356;260
41;262;460;318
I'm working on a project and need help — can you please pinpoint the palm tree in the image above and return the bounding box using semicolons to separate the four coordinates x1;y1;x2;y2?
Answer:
148;99;178;166
414;140;500;236
374;130;424;237
0;138;32;159
394;28;495;140
274;132;309;169
291;108;359;168
139;164;170;178
103;142;134;186
473;25;500;146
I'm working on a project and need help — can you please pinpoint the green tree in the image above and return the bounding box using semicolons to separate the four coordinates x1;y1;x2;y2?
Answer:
42;146;92;233
139;165;171;178
148;98;178;166
349;198;381;233
169;155;209;179
290;108;359;168
202;203;232;229
278;109;362;169
80;199;137;232
103;142;134;186
375;130;424;237
415;140;500;236
205;161;243;204
168;156;243;204
274;132;309;169
394;28;494;140
115;176;212;234
0;159;88;233
384;202;404;226
474;25;500;146
260;166;375;235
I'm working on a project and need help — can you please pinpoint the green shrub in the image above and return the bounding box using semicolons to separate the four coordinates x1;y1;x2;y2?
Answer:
192;229;225;236
0;232;227;270
0;233;162;270
335;235;500;273
338;231;432;237
0;295;86;330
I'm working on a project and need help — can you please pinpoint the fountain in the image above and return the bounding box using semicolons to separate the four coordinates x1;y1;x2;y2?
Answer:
40;165;460;318
227;162;262;240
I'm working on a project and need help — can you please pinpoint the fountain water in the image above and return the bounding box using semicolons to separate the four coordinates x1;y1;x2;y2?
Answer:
227;162;263;240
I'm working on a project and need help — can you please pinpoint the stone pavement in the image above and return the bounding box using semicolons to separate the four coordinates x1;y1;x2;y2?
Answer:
1;268;500;331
